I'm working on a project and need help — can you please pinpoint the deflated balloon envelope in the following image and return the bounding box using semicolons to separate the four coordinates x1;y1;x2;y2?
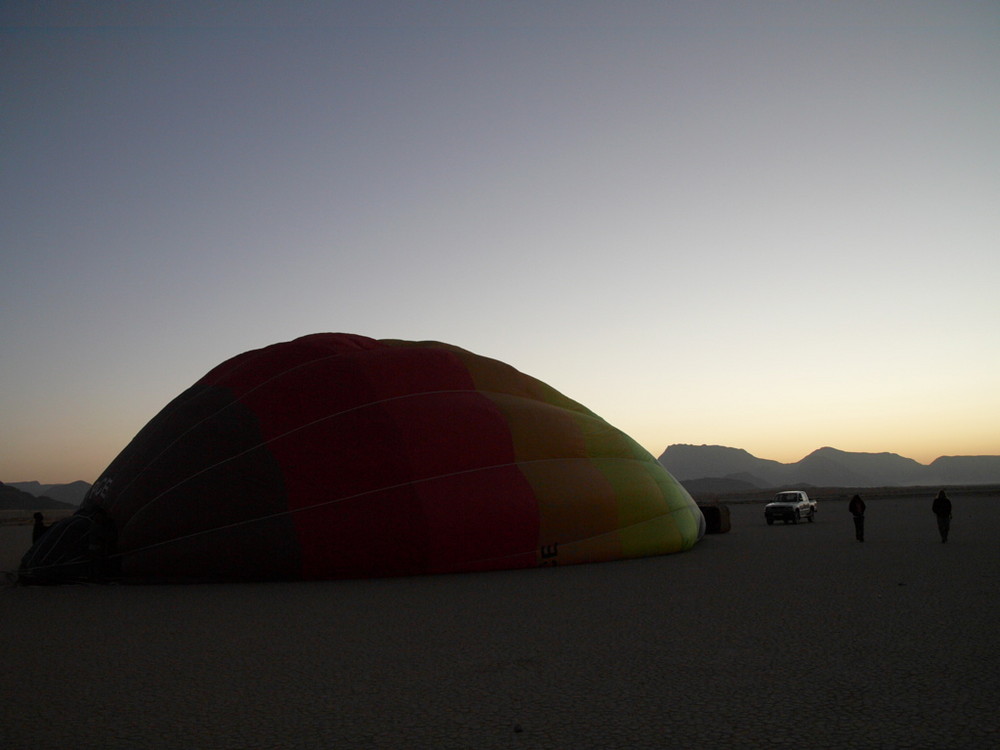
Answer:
20;333;704;582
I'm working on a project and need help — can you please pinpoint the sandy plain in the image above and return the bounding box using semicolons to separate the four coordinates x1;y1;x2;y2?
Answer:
1;490;997;749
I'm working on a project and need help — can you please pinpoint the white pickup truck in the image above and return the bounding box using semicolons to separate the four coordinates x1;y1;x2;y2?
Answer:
764;490;817;525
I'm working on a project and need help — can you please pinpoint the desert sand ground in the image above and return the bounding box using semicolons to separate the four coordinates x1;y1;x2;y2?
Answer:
2;491;997;749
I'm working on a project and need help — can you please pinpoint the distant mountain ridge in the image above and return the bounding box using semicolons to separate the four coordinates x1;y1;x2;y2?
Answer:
5;481;91;506
7;446;1000;506
658;445;1000;488
0;482;79;511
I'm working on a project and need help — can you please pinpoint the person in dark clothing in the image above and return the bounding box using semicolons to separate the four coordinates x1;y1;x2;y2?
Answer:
32;512;48;543
932;489;952;542
848;494;866;542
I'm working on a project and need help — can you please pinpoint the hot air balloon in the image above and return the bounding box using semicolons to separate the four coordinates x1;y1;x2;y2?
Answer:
20;333;704;583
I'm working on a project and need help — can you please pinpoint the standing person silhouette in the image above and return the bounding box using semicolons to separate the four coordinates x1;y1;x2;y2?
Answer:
848;494;866;542
932;489;952;543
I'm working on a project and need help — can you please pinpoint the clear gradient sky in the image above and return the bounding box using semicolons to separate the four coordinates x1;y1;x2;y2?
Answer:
3;1;998;484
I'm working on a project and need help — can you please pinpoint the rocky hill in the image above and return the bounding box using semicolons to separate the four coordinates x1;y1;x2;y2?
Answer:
659;445;1000;488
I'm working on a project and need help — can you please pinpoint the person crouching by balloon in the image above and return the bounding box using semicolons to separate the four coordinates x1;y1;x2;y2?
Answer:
32;512;48;543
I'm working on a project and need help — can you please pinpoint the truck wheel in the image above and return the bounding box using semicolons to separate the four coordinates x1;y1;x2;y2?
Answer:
792;512;799;524
766;518;773;525
808;511;814;523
